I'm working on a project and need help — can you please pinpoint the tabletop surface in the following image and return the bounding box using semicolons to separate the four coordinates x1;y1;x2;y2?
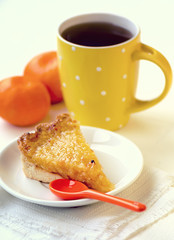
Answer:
0;0;174;239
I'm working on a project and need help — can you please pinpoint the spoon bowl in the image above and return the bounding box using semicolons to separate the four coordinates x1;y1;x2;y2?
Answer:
49;179;146;212
50;179;89;200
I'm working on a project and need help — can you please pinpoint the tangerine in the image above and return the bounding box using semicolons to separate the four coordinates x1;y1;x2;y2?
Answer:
24;51;63;104
0;76;51;126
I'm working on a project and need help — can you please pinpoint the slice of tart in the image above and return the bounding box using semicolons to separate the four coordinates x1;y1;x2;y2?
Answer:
17;113;115;193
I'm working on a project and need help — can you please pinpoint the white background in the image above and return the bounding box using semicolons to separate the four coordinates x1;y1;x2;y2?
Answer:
0;0;174;239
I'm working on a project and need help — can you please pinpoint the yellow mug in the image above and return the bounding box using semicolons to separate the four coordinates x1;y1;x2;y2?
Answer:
57;13;172;130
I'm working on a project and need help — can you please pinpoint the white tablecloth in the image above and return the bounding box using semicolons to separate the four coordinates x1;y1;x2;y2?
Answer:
0;166;174;240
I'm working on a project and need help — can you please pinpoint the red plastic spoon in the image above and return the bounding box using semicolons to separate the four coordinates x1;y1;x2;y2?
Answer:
49;179;146;212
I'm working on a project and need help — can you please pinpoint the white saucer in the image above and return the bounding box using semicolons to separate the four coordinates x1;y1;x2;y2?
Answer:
0;126;143;207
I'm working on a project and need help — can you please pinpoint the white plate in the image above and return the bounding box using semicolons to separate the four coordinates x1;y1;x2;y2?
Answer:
0;126;143;207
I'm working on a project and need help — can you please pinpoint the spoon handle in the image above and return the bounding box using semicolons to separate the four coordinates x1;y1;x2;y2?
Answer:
83;189;146;212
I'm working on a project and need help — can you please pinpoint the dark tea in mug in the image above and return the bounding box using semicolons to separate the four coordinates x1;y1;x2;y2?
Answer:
61;22;133;47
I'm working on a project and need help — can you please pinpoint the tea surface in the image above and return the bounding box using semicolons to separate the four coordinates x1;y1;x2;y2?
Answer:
62;22;133;47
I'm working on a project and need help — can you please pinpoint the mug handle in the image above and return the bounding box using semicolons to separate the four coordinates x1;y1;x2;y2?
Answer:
129;43;172;113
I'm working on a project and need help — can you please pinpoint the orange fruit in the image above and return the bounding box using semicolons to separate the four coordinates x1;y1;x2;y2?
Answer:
0;76;51;126
24;51;63;104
